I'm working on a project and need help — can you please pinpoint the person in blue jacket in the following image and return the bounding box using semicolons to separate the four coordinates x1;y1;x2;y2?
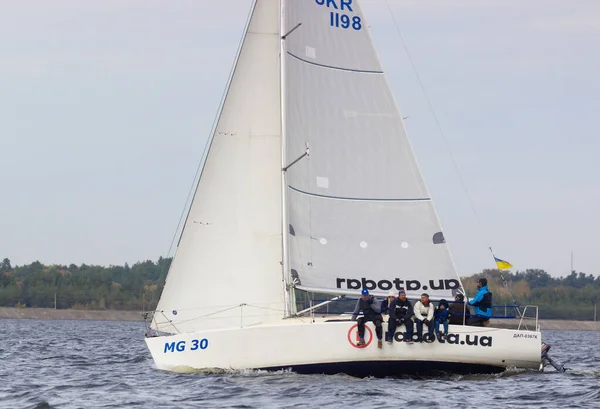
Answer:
467;278;493;326
434;299;451;340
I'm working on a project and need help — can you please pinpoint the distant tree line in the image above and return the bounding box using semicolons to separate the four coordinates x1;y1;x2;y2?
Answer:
0;256;598;320
0;257;170;311
462;269;600;320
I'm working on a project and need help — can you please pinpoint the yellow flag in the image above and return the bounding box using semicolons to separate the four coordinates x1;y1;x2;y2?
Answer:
494;257;513;270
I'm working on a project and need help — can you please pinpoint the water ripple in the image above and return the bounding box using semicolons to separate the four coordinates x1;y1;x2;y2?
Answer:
0;321;598;408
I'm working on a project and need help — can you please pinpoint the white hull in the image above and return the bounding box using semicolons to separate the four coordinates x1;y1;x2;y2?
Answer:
146;319;542;377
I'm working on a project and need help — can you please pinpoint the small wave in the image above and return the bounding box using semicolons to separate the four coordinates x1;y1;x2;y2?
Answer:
127;355;148;364
450;366;534;382
31;402;55;409
495;366;533;378
97;355;148;365
40;355;74;361
161;366;296;376
107;382;134;392
566;369;600;377
579;388;600;402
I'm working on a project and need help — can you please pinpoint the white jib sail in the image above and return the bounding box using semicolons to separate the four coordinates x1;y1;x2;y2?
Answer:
283;0;463;299
152;0;285;334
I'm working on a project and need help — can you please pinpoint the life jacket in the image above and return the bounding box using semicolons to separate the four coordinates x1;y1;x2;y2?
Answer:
472;288;493;313
479;291;492;312
393;300;411;318
359;297;378;318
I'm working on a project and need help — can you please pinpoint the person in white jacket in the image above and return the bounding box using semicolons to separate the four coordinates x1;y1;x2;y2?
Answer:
413;293;435;343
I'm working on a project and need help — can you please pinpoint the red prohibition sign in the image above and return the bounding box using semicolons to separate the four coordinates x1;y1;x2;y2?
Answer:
347;323;373;348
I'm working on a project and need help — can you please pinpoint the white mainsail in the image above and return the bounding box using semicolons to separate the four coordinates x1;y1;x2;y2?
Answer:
283;0;463;299
152;0;284;334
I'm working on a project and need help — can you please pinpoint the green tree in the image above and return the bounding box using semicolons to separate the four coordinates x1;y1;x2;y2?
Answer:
0;258;11;273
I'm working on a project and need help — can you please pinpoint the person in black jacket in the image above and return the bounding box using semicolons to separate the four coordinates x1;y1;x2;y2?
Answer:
387;290;414;344
449;293;471;325
351;288;383;348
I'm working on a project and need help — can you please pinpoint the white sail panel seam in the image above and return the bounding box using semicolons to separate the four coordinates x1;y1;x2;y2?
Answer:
288;185;431;202
287;51;383;74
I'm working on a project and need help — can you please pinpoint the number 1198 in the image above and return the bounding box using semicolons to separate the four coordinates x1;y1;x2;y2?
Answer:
330;12;362;31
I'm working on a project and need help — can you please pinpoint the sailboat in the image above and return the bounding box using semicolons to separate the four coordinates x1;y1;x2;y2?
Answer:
145;0;542;376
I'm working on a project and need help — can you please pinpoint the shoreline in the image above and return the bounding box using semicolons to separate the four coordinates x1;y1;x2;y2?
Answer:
490;318;600;331
1;307;599;330
0;307;143;322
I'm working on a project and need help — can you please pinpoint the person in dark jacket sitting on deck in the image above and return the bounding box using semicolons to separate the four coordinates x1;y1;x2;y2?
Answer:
467;278;493;327
387;290;414;344
351;288;384;348
449;293;471;325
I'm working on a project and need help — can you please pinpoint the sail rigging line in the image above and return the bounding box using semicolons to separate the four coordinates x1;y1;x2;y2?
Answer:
162;304;246;328
243;304;286;312
383;1;502;265
295;296;345;317
384;1;524;317
156;311;181;334
382;0;491;247
153;300;284;314
164;1;258;259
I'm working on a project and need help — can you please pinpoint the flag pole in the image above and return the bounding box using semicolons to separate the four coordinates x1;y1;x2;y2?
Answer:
488;247;522;321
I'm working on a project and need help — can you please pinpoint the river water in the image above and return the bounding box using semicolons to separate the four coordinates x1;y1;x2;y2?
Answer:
0;319;598;408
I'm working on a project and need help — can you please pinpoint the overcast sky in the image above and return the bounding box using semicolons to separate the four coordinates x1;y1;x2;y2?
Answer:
1;0;598;277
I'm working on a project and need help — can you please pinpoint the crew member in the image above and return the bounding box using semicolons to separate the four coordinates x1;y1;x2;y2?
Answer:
467;278;493;326
413;293;435;342
351;288;384;348
387;290;414;344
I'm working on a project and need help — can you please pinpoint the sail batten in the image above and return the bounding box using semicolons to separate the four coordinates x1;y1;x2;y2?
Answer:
288;185;432;202
287;51;384;74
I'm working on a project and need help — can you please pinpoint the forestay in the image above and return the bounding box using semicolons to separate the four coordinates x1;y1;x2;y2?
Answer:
283;0;463;299
152;0;285;334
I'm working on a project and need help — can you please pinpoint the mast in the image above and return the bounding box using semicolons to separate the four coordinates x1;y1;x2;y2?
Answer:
279;0;292;317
